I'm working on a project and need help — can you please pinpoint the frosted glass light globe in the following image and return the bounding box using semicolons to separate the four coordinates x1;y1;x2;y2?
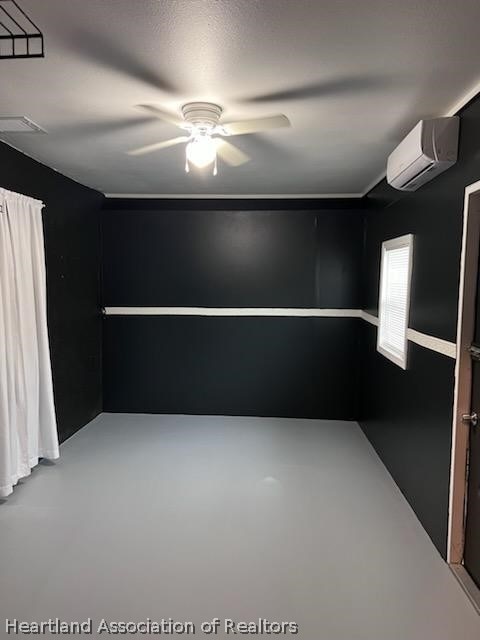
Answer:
186;135;216;168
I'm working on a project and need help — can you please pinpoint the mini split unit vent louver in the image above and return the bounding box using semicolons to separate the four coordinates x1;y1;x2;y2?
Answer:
386;117;459;192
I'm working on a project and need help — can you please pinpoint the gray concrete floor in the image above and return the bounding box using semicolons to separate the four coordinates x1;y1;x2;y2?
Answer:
0;414;479;638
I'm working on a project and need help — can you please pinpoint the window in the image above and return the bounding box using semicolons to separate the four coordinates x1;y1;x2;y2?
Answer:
377;234;414;369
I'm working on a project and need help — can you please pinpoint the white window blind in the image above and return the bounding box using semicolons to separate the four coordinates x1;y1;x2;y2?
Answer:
377;234;414;369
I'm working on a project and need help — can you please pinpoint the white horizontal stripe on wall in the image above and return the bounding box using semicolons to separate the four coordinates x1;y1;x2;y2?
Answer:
407;328;457;359
360;310;456;359
104;307;457;360
104;307;362;318
360;310;379;326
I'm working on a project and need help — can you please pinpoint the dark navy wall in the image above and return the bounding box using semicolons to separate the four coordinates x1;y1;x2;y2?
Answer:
360;324;455;554
360;94;480;557
103;201;363;309
104;316;360;419
0;142;104;442
102;200;364;419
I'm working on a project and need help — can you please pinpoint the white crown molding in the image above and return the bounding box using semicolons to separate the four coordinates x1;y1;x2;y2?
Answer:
445;79;480;117
0;138;95;192
103;193;364;199
362;170;388;197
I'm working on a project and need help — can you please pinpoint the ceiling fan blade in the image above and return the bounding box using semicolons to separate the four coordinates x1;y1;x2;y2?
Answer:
244;76;393;103
136;104;185;128
222;115;290;136
62;29;178;93
127;136;189;157
54;116;155;138
215;139;250;166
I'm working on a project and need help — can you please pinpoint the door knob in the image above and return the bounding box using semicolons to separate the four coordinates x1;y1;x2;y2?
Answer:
462;412;478;428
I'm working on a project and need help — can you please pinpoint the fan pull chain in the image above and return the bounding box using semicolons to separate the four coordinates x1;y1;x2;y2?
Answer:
213;155;218;176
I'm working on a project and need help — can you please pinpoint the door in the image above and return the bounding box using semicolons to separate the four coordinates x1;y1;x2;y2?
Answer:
464;269;480;587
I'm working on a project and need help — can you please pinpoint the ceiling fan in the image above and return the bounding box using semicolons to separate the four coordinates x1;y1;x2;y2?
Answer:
127;102;290;175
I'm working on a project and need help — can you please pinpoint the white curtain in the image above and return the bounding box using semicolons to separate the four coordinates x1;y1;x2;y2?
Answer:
0;187;59;498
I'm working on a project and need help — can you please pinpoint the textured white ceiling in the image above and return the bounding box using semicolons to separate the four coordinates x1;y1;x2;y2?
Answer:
2;0;480;196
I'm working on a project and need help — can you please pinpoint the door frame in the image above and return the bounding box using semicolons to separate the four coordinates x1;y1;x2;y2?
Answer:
448;179;480;609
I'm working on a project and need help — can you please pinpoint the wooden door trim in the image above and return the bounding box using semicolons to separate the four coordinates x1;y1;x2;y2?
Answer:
448;180;480;571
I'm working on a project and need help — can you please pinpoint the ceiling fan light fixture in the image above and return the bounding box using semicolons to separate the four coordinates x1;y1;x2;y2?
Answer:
185;134;217;173
129;101;290;174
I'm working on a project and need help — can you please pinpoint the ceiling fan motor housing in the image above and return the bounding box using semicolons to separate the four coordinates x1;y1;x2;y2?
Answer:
182;102;223;131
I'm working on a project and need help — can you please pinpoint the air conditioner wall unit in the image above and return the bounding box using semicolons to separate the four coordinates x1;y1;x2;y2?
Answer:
386;117;459;192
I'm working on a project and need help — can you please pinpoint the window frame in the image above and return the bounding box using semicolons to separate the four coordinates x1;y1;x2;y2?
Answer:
376;233;414;369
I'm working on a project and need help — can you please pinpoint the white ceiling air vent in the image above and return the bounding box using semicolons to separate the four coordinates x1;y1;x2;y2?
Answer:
0;116;46;133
